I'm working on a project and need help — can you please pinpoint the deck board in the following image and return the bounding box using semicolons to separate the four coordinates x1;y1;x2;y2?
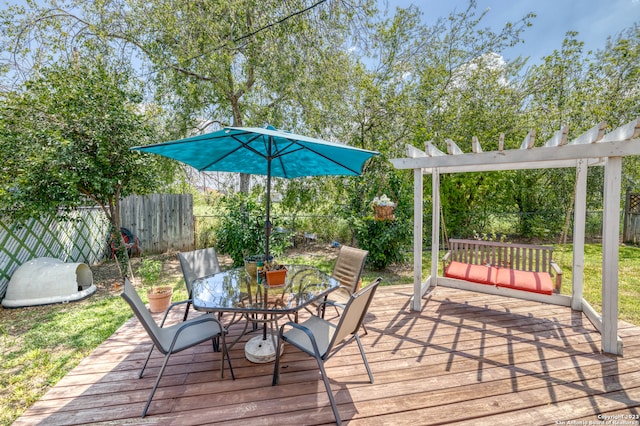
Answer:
13;285;640;425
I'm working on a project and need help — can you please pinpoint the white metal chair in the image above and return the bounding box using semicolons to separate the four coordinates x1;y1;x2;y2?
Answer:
272;277;381;425
178;247;221;320
121;277;234;418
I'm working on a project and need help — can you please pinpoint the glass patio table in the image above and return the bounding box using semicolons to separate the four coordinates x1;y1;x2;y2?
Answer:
191;264;341;363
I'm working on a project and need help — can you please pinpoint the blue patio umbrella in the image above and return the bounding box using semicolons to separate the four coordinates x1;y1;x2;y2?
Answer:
131;126;378;260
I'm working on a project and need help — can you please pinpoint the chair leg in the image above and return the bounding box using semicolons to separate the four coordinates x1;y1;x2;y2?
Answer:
139;344;155;379
182;301;191;322
355;334;374;383
142;352;171;418
218;332;235;380
317;358;342;426
272;333;283;386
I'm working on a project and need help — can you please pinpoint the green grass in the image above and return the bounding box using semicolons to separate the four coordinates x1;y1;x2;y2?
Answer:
552;243;640;323
0;292;132;425
0;262;187;426
0;243;638;425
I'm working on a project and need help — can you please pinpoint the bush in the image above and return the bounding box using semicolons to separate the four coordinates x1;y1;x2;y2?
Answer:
352;216;412;270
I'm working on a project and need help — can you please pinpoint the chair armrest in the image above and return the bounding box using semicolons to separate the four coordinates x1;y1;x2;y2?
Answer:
160;299;191;326
442;251;452;272
550;261;563;292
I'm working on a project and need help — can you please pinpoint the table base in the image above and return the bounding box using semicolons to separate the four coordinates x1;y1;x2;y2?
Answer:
244;334;284;363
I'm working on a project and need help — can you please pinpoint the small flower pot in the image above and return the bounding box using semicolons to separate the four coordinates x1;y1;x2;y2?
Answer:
147;286;173;313
265;268;287;287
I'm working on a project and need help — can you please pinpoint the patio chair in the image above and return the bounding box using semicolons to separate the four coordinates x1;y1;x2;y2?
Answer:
272;277;381;425
121;277;234;418
178;247;221;321
320;245;368;331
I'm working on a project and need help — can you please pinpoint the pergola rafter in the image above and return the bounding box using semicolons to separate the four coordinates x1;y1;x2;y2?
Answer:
390;117;640;356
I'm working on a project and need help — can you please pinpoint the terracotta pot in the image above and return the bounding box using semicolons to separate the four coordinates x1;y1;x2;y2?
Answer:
265;268;287;287
147;286;173;313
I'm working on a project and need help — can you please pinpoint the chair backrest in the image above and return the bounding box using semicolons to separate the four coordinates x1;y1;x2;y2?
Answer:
332;245;368;294
329;277;381;349
121;277;166;352
178;248;221;295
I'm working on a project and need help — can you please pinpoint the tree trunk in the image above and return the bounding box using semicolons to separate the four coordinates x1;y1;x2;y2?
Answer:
240;174;250;193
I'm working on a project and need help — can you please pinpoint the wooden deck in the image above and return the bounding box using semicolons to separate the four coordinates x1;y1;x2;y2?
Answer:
14;284;640;425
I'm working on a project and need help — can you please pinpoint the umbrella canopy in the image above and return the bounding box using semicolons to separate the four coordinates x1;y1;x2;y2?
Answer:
131;126;378;259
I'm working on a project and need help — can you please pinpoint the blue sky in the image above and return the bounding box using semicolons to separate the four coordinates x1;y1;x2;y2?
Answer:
382;0;640;66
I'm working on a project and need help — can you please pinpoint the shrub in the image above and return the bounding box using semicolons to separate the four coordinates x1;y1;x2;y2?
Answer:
352;216;411;270
216;192;292;266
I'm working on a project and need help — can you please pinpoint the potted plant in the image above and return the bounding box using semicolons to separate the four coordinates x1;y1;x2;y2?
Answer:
264;262;288;287
244;253;273;279
371;194;396;221
137;257;172;313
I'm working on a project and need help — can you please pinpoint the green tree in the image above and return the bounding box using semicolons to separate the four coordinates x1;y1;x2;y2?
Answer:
587;24;640;191
401;1;535;239
0;60;175;274
1;0;384;224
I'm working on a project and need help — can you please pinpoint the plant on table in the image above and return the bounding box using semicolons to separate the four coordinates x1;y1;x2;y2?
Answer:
263;262;288;286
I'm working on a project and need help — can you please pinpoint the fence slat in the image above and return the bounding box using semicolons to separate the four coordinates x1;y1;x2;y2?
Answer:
120;194;194;254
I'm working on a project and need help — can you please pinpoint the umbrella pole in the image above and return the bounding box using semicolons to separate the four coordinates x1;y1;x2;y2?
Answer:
265;141;272;264
263;140;273;341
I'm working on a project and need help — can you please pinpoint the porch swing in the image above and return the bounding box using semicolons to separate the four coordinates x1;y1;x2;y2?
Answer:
437;183;563;297
391;117;640;355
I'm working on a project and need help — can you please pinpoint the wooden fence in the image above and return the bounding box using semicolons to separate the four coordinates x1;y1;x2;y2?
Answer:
120;193;195;254
1;194;194;301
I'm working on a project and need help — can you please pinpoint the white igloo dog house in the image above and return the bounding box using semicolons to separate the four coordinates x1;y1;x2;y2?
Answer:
2;257;96;308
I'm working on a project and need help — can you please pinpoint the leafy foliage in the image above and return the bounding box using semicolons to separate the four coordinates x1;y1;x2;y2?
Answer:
215;191;293;266
137;258;162;289
0;60;176;274
1;0;639;248
352;216;412;270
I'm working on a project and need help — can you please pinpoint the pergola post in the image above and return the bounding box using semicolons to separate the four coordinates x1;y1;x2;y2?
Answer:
602;156;622;354
412;167;423;311
572;160;588;310
430;169;440;288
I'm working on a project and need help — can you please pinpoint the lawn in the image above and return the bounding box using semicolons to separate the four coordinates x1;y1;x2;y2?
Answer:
0;243;638;425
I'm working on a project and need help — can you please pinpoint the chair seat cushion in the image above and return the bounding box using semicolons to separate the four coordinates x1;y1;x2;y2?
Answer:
445;261;496;285
495;269;554;295
283;316;335;357
157;313;223;353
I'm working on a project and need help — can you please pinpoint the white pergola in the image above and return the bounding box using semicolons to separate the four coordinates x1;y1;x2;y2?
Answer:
390;117;640;356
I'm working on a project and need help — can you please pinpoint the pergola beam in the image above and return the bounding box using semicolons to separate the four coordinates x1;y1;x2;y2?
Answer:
390;137;640;172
